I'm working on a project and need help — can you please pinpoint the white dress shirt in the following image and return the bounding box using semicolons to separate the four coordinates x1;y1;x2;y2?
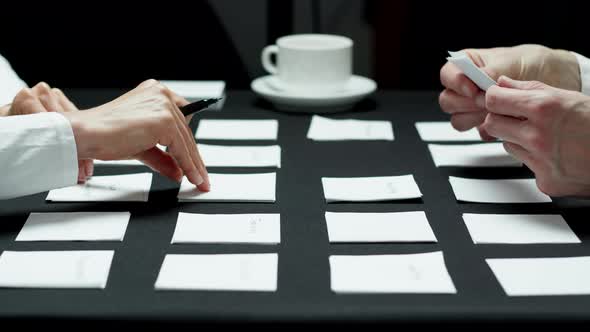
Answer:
0;54;26;106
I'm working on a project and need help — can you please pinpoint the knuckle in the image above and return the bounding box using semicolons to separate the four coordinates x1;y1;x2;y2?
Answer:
36;82;51;93
526;128;549;152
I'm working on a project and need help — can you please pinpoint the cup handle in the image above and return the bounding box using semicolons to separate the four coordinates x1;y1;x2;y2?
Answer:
261;45;279;75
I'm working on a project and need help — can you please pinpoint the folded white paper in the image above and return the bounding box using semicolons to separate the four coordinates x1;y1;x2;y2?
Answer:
428;143;521;167
325;211;437;243
0;251;114;289
487;256;590;296
155;253;278;291
329;251;456;294
16;212;130;242
196;119;278;140
463;214;580;244
172;213;280;244
46;173;153;202
95;145;165;167
161;80;225;99
322;175;422;202
307;115;394;141
415;122;482;142
198;144;281;168
177;172;276;202
447;51;497;91
449;177;552;203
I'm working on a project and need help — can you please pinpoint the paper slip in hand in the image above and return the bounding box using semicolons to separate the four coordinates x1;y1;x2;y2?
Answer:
198;144;281;168
155;253;278;292
177;173;276;202
161;80;225;99
307;115;394;141
428;143;522;167
329;251;456;294
325;211;437;243
447;51;496;91
16;212;130;242
46;173;153;202
0;251;114;289
416;122;482;142
463;214;579;244
322;175;422;202
487;256;590;296
171;213;280;244
449;177;551;203
196;119;278;140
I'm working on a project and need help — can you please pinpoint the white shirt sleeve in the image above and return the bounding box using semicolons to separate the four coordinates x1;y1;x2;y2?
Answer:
0;112;78;200
0;54;27;106
573;52;590;96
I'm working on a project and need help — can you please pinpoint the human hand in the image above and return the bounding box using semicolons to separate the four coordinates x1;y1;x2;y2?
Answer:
63;79;210;191
439;45;581;139
3;82;93;183
481;76;590;197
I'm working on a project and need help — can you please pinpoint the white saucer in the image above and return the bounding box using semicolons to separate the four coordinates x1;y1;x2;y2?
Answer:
251;75;377;113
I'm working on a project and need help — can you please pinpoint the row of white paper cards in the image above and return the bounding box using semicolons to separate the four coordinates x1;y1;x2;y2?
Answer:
45;172;277;203
322;175;422;202
3;250;590;295
14;211;577;245
95;144;281;168
307;115;394;141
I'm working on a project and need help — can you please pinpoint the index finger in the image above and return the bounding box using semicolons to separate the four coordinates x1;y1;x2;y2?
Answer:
440;61;480;98
485;85;537;118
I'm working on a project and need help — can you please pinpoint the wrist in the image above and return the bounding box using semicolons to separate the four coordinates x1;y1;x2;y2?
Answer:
545;48;581;92
62;110;99;159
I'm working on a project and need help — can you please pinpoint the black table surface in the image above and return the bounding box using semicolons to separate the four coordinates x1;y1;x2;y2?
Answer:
1;89;590;325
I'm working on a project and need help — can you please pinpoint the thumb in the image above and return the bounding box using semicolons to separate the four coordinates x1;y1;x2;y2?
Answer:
135;147;183;183
497;76;548;91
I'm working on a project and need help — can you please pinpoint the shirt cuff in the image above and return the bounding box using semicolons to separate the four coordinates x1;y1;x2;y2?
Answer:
50;112;79;187
573;52;590;96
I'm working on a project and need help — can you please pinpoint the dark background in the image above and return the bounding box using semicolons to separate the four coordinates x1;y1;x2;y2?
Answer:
1;0;590;90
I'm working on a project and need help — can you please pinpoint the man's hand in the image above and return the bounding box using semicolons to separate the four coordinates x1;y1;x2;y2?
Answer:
439;45;581;139
482;76;590;197
2;82;93;183
63;79;210;192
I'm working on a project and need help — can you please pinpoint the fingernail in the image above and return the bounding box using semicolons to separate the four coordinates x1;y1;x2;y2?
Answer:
188;170;204;186
475;93;486;108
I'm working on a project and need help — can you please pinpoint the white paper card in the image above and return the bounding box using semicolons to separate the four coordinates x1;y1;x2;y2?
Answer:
198;144;281;168
428;143;522;167
322;175;422;202
307;115;394;141
155;253;278;291
449;177;551;203
447;51;497;91
325;211;437;243
46;173;153;202
95;145;165;166
196;119;278;140
172;213;280;244
0;251;114;289
463;214;579;244
329;251;456;294
178;172;276;202
161;80;225;99
416;122;482;142
487;257;590;296
16;212;130;242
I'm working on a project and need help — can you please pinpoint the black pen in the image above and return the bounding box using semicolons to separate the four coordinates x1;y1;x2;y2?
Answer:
179;98;223;117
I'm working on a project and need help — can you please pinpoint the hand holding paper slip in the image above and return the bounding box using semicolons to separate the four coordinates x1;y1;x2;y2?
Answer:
447;51;497;91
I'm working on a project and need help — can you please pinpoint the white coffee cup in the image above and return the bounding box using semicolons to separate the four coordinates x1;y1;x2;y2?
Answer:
261;34;353;93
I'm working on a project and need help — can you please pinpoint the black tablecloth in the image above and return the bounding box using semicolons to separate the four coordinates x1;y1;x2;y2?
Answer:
1;90;590;325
